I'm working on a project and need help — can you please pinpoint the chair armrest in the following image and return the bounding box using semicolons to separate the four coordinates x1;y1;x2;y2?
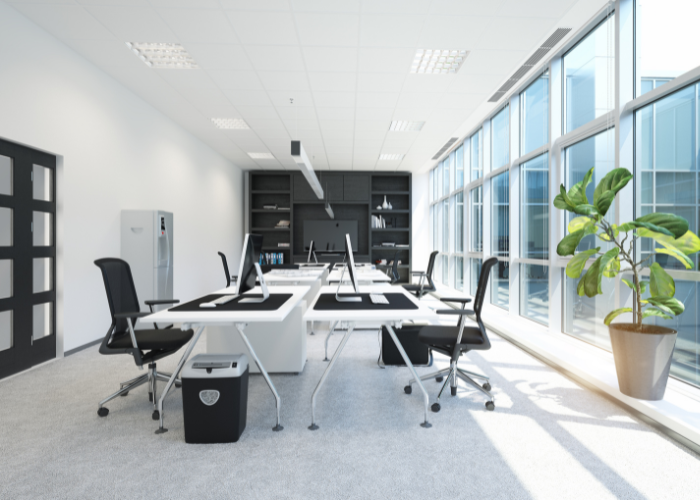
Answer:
144;299;180;306
411;271;427;276
435;309;475;316
440;297;472;304
114;312;152;319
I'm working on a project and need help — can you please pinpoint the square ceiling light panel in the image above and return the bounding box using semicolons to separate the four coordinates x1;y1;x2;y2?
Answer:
212;118;250;130
411;50;468;74
126;42;198;69
248;152;275;159
379;154;405;160
389;120;425;132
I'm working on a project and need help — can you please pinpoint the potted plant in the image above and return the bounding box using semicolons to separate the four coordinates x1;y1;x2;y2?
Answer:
553;166;700;400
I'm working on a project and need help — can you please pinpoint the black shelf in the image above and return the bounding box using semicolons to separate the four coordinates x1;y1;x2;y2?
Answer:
251;190;290;194
371;191;409;195
372;228;409;232
262;246;291;251
371;209;409;214
372;246;410;250
251;227;290;232
252;209;291;213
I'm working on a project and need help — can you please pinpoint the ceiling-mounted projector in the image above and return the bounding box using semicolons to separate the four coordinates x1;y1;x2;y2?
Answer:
291;141;323;200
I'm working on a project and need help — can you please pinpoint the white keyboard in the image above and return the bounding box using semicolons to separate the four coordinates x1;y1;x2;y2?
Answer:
200;295;238;308
369;293;389;305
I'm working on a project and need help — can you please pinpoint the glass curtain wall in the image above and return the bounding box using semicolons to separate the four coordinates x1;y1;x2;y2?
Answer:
491;172;509;308
521;72;549;155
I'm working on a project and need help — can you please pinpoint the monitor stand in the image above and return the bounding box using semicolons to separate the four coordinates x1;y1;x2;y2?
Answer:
334;263;362;303
239;263;270;303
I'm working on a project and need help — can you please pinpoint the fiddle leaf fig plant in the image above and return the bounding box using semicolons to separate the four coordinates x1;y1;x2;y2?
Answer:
553;166;700;329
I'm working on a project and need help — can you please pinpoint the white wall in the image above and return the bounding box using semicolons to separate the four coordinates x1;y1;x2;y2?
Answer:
0;2;244;352
411;172;431;277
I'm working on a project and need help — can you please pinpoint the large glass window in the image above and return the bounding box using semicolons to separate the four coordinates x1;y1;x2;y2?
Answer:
564;15;615;132
520;72;549;155
455;144;464;189
636;0;700;97
471;130;482;181
470;258;482;296
454;192;464;253
563;273;615;350
492;172;509;257
521;264;549;325
443;158;450;197
521;153;549;260
491;106;509;170
470;186;482;252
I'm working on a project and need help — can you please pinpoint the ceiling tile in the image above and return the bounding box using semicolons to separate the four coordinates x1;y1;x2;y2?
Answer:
291;0;361;13
149;0;221;7
177;87;232;112
208;70;263;90
244;118;286;130
315;107;355;120
185;44;253;70
220;0;290;12
356;73;406;92
395;92;441;108
222;89;273;106
418;16;489;48
436;92;485;110
227;11;298;45
197;105;242;119
86;6;178;41
63;39;144;68
256;129;291;140
258;72;310;91
12;4;116;40
497;0;578;19
478;17;558;51
429;0;504;16
318;120;354;131
291;129;323;140
322;130;354;142
294;13;359;47
448;73;511;94
268;91;314;107
157;8;240;43
158;70;218;90
356;92;399;109
282;119;319;132
354;129;386;142
246;45;305;71
361;0;432;15
355;120;391;132
359;15;424;47
429;108;474;122
77;1;151;6
313;91;355;108
302;47;358;73
401;74;454;93
391;108;433;121
458;49;528;75
236;106;280;120
358;47;414;73
276;105;316;120
355;108;394;120
307;73;356;92
383;132;418;149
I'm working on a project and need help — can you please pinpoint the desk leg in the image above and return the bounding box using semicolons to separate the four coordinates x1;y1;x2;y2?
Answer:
323;320;339;361
155;325;205;434
235;322;283;432
385;324;432;429
309;322;354;430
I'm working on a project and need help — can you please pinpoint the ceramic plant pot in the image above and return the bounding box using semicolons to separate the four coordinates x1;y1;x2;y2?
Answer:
608;323;677;401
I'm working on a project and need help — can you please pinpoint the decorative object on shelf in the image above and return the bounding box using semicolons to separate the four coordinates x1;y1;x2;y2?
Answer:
260;252;284;265
375;259;387;265
381;242;396;247
277;207;290;211
277;242;290;248
376;205;382;210
263;204;278;210
371;215;387;228
554;166;700;401
274;220;290;229
388;202;393;209
382;195;389;209
396;244;409;248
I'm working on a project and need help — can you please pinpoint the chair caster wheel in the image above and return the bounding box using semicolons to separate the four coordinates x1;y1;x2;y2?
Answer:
97;407;109;417
482;383;491;391
451;386;457;396
485;401;495;411
435;376;443;383
152;410;160;421
404;385;412;395
431;403;441;413
120;391;129;397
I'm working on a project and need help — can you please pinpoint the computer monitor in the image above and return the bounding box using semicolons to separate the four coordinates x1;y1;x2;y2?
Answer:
335;234;361;302
307;240;318;263
236;233;269;303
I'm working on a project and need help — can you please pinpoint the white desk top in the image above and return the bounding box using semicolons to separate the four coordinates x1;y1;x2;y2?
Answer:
327;268;391;283
303;285;437;323
143;285;309;325
298;263;330;269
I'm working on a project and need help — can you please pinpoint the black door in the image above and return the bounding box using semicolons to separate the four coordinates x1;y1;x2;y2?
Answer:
0;139;56;379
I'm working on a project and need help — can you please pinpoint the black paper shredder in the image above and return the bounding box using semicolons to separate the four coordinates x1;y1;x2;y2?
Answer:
181;354;249;444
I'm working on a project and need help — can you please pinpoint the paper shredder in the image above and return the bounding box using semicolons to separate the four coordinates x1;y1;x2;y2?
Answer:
181;354;249;444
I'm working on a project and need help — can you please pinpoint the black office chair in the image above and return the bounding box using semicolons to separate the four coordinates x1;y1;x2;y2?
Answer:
386;251;400;284
94;258;194;420
217;251;237;288
404;257;498;412
402;250;439;298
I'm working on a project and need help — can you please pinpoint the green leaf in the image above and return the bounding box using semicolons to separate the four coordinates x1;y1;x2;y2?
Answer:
573;204;600;217
565;248;599;279
638;228;700;257
576;274;586;297
649;262;675;298
594;190;617;217
655;246;694;270
642;308;673;321
646;297;684;315
580;248;619;297
636;213;689;239
603;256;620;278
604;308;633;326
640;281;649;294
557;229;585;256
593;168;633;206
621;277;634;290
553;194;571;211
617;222;636;232
631;221;674;237
560;185;576;209
568;216;594;234
568;172;593;206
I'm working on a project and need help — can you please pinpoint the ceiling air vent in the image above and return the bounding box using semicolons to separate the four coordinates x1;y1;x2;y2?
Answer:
488;27;572;102
432;138;459;160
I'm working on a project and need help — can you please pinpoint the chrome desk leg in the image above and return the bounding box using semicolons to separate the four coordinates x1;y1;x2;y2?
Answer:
309;322;354;430
156;325;204;435
324;320;339;361
236;322;283;432
310;320;315;335
385;324;432;428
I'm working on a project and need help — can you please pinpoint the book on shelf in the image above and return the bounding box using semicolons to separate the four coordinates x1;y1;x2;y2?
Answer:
263;204;278;210
277;243;290;248
277;207;290;211
380;242;396;247
395;244;409;248
274;220;290;229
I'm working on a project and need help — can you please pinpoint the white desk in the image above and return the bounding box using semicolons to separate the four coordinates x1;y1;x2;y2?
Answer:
144;285;309;433
326;268;391;284
304;285;438;429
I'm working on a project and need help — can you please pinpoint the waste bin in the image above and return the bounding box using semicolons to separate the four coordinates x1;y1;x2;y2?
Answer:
181;354;249;444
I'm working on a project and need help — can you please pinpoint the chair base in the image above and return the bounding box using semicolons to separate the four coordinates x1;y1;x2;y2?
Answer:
407;363;494;410
97;364;181;417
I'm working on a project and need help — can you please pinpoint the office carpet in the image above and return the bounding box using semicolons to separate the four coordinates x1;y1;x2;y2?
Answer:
1;326;699;500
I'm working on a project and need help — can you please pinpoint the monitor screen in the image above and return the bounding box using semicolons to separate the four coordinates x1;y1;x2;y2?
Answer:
303;221;357;252
344;234;360;294
236;233;263;295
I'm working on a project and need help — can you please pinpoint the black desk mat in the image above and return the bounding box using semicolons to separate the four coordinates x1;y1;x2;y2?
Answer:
313;293;418;311
170;293;293;312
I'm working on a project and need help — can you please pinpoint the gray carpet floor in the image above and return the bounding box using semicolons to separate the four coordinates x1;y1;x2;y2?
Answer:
1;325;699;500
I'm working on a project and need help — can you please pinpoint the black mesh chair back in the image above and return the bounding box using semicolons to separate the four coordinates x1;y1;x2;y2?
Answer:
474;258;499;321
94;258;141;335
218;251;231;288
425;250;439;288
389;251;400;283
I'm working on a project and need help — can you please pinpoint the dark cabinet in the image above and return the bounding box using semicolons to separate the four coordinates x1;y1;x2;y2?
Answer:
343;175;369;201
293;174;318;201
318;173;343;202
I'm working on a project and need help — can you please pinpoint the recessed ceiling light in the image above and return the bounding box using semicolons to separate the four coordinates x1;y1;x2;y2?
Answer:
248;152;275;159
379;154;405;161
389;120;425;132
410;49;468;74
212;118;249;130
126;42;198;69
